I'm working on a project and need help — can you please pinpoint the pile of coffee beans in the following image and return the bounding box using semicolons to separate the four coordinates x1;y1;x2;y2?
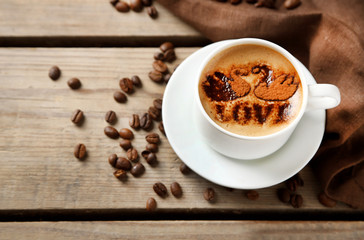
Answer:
276;173;304;208
213;0;302;10
149;42;176;84
110;0;158;19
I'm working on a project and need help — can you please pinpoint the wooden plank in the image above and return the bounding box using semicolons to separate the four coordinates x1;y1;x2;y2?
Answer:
0;48;358;213
1;221;363;239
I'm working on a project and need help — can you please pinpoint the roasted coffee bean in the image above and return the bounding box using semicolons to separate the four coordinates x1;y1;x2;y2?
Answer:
163;49;176;63
120;139;132;151
277;188;290;203
153;182;168;197
245;190;259;200
158;122;165;135
141;0;152;6
255;0;276;8
115;1;130;12
204;188;215;202
126;148;139;162
104;126;119;139
153;98;162;110
295;174;304;187
153;60;168;73
286;174;304;191
115;157;132;171
119;78;134;94
290;194;303;208
140;113;153;130
163;73;171;83
49;66;61;80
230;0;242;4
113;169;127;181
74;143;86;159
113;91;127;103
170;182;183;198
110;0;118;6
67;77;81;89
179;162;191;175
160;42;174;53
71;109;84;124
141;150;151;158
129;114;140;129
146;197;157;211
146;152;157;165
108;153;118;167
147;6;158;19
148;70;163;83
131;75;142;87
105;110;117;124
148;106;161;120
318;192;337;208
130;0;143;12
284;0;301;9
154;52;165;61
146;133;160;144
146;143;158;153
119;128;134;139
130;162;145;177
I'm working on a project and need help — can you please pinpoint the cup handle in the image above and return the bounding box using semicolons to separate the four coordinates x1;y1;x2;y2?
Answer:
307;84;341;111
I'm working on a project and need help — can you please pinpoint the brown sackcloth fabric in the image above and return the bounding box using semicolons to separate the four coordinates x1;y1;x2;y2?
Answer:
158;0;364;209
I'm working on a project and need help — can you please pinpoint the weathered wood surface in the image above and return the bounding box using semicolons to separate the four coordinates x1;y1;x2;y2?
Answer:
0;48;358;213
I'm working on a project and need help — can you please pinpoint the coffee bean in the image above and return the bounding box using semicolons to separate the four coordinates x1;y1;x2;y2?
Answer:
204;188;215;202
115;157;132;171
110;0;119;6
104;126;119;139
318;192;337;208
230;0;242;4
148;106;161;120
284;0;301;9
158;121;165;135
74;143;86;160
153;182;168;198
131;75;142;87
146;197;157;211
290;194;303;208
129;114;140;129
113;169;127;181
67;77;81;89
141;0;152;6
295;174;304;187
286;174;304;191
113;91;127;103
163;49;176;63
71;109;84;125
146;152;157;165
225;187;234;192
115;1;130;12
130;0;143;12
255;0;276;8
119;78;134;94
108;153;118;167
154;52;165;61
147;6;158;19
105;110;117;124
277;188;290;203
245;190;259;200
163;73;172;83
119;128;134;139
49;66;61;80
148;70;163;83
179;163;191;175
130;162;145;177
153;98;162;110
145;133;160;144
120;139;132;151
126;148;139;162
170;182;183;198
141;150;151;158
140;113;153;130
146;143;158;153
153;60;168;73
160;42;174;53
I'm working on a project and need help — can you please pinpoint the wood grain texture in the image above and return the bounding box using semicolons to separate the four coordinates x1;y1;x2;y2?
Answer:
1;221;363;239
0;48;358;213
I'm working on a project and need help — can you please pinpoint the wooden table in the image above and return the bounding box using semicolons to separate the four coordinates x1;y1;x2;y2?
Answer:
0;1;363;239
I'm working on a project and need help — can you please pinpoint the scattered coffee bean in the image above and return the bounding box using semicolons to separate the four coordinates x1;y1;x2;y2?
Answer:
179;163;191;175
147;6;158;19
142;150;151;159
158;121;165;135
230;0;242;4
119;128;134;139
170;182;183;198
49;66;61;80
127;148;139;162
146;152;157;165
290;194;303;208
286;174;304;191
113;169;127;181
110;0;119;6
115;1;130;12
149;70;163;83
153;182;168;198
105;110;117;124
284;0;301;9
153;60;168;73
318;192;337;208
163;73;171;83
131;75;142;87
113;91;127;103
130;0;143;12
108;153;118;167
154;52;165;61
129;114;140;129
204;188;215;202
141;0;152;6
163;49;176;63
130;162;145;177
140;113;153;130
146;133;160;144
255;0;276;8
120;139;132;151
153;98;162;110
277;188;290;203
71;109;84;125
115;157;132;171
148;106;161;120
104;126;119;139
160;42;174;53
245;190;259;200
119;78;134;94
74;143;86;160
146;143;158;153
146;197;157;211
67;77;81;89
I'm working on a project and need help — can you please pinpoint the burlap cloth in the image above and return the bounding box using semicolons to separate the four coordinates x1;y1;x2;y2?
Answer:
158;0;364;209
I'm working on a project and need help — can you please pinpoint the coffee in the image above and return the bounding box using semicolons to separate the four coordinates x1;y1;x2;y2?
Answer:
199;44;303;137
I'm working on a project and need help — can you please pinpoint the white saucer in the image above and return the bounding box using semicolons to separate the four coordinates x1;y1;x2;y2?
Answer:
162;41;325;189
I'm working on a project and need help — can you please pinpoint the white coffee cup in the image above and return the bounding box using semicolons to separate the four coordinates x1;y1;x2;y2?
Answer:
194;38;340;160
